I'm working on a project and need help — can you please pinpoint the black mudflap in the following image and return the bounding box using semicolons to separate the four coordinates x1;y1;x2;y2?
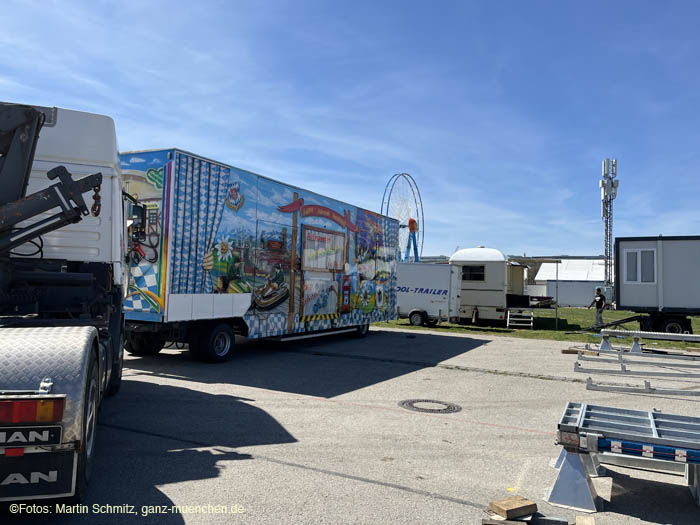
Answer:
0;450;76;501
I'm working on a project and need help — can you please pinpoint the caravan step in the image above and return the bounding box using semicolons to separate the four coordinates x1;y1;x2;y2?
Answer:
507;309;534;329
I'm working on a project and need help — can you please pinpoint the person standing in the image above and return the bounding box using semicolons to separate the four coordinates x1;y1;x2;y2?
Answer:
588;287;606;328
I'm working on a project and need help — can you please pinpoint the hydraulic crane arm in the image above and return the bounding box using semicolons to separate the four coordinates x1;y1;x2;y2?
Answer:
0;103;102;255
0;166;102;254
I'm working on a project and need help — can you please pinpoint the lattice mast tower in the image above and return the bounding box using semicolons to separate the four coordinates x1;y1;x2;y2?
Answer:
600;158;619;294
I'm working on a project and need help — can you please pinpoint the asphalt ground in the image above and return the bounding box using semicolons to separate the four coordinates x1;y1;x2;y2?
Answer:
5;326;700;524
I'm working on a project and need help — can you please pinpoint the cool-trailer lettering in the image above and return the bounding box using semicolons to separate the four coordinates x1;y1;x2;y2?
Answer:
0;429;50;444
396;286;448;295
1;471;57;485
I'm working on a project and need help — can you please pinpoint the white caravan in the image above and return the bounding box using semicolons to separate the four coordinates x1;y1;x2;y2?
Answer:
449;246;530;325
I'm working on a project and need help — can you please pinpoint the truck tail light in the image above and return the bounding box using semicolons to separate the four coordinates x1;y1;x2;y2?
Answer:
0;398;65;424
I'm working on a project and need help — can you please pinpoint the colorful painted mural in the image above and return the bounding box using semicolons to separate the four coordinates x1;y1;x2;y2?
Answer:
120;150;171;320
121;148;398;338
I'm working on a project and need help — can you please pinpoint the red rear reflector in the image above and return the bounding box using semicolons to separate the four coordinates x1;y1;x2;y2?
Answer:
15;401;36;423
5;448;24;457
0;403;12;422
0;399;64;423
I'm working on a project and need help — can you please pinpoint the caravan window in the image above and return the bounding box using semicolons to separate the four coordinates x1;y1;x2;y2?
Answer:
624;249;656;284
462;265;485;281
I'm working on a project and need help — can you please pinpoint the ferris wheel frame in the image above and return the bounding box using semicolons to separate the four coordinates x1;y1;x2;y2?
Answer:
380;172;425;259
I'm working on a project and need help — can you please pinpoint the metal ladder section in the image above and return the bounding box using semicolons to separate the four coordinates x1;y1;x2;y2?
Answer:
547;402;700;512
506;308;533;329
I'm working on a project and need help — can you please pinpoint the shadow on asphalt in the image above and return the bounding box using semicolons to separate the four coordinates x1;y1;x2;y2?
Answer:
2;380;295;524
125;329;490;398
603;467;698;523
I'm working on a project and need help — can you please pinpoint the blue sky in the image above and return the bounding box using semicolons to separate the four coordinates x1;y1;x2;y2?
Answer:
3;1;699;256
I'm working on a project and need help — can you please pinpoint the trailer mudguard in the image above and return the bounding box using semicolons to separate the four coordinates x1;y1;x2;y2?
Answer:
0;326;98;442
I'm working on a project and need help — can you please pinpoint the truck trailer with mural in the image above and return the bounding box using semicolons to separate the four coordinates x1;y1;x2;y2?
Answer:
121;149;399;362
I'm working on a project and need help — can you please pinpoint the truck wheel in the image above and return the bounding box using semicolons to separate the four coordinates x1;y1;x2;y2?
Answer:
660;318;686;334
74;349;99;500
409;311;425;326
191;323;236;363
125;332;163;356
425;319;438;327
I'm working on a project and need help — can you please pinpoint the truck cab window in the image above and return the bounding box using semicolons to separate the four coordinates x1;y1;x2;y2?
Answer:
462;265;485;281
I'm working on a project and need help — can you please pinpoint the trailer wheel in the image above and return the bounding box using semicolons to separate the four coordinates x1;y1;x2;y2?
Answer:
74;349;99;501
191;323;236;363
660;318;687;334
125;332;164;356
353;323;370;338
409;311;426;326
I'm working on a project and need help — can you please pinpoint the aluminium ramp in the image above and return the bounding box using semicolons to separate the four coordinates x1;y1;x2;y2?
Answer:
548;402;700;512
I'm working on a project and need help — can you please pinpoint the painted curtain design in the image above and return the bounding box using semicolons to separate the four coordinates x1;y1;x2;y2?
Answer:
171;153;231;293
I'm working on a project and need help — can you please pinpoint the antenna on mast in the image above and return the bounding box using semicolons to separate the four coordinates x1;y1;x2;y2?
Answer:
600;158;619;299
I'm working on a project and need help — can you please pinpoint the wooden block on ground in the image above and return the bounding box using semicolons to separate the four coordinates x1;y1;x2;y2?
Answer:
489;496;538;519
576;516;595;525
561;348;598;356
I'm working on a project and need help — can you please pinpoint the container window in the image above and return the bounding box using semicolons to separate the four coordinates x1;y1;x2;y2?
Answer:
624;248;655;284
462;265;485;281
626;251;637;282
641;250;655;282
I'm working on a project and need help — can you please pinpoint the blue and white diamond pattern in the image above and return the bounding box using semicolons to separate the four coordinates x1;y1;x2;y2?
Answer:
124;263;159;312
243;313;289;338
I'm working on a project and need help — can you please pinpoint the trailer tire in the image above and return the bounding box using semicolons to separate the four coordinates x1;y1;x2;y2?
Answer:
74;349;99;501
660;318;687;334
354;323;370;338
191;323;236;363
409;311;426;326
125;332;164;356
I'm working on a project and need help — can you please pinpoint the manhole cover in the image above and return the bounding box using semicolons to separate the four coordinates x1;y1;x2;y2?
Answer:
398;399;462;414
